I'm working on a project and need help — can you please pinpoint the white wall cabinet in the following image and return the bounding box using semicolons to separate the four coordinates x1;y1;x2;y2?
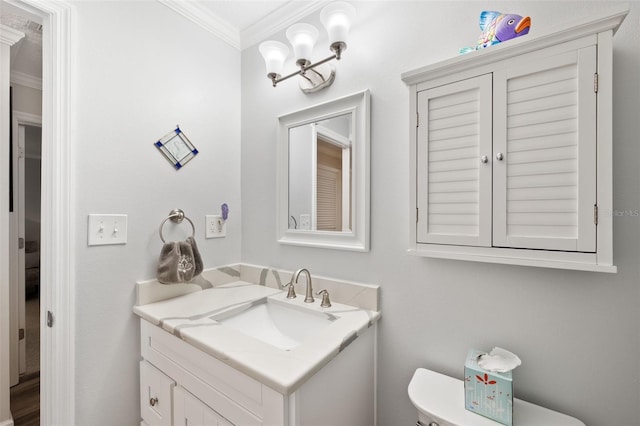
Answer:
403;8;628;272
138;319;376;426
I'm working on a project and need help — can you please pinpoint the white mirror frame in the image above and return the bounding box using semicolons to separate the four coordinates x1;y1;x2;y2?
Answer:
277;89;370;251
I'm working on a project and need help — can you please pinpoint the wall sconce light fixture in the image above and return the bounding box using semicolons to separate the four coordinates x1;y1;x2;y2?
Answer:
258;1;355;93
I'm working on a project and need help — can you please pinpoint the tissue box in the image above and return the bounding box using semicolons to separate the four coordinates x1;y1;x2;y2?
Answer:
464;349;513;426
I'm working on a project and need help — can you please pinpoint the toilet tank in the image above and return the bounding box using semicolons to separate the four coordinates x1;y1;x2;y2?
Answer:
408;368;585;426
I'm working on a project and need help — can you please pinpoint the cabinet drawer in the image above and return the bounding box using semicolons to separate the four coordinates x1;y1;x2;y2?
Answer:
140;360;175;426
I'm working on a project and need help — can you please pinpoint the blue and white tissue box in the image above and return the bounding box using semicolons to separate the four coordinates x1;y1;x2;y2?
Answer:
464;349;514;426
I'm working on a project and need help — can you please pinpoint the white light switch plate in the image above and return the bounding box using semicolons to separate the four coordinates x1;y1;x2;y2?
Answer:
205;215;226;238
88;214;128;246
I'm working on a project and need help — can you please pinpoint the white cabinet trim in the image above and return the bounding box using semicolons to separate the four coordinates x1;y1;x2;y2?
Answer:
401;5;628;85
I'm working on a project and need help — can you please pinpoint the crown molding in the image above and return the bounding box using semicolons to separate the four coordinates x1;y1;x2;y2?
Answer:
240;1;326;50
11;70;42;90
157;0;328;51
0;23;25;45
158;0;241;50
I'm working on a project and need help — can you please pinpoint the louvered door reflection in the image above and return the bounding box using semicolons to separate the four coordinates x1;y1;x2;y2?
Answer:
493;47;597;251
417;74;493;246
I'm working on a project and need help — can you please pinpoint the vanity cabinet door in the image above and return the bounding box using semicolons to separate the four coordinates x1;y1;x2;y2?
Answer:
174;386;233;426
416;74;493;247
492;46;597;252
140;360;175;426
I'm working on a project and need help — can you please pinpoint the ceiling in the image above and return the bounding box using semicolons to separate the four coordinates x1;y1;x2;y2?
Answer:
160;0;326;50
200;0;292;32
0;0;327;87
0;1;43;85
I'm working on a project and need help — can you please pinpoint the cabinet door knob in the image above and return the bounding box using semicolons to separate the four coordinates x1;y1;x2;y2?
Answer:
150;397;158;407
496;152;504;161
480;155;489;164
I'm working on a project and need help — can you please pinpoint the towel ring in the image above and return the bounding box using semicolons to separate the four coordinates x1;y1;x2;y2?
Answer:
159;209;195;243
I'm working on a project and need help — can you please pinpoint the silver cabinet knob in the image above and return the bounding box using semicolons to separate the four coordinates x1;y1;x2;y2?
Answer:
496;152;504;161
480;155;488;164
150;397;158;407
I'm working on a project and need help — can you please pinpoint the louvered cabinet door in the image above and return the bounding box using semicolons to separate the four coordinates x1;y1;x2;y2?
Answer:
417;74;493;246
493;46;597;251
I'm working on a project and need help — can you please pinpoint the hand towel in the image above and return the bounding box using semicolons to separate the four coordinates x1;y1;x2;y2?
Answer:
157;236;203;284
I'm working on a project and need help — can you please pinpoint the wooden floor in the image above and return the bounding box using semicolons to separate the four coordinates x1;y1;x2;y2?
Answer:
10;372;40;426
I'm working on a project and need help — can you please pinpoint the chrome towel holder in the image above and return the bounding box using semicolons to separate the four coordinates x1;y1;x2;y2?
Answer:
159;209;195;243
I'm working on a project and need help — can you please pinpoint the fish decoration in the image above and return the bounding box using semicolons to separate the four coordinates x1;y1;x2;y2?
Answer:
460;11;531;54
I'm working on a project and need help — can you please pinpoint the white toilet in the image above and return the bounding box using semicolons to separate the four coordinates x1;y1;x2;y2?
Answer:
408;368;585;426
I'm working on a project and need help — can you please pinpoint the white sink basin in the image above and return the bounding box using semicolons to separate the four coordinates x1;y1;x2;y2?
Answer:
211;297;336;350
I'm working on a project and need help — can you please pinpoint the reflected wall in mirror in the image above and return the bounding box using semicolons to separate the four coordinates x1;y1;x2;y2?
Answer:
277;90;370;251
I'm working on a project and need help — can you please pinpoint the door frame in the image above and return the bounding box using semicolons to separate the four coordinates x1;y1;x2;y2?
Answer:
2;1;74;425
1;23;26;426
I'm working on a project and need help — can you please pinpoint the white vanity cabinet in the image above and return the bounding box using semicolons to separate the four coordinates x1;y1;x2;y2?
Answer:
403;8;628;272
174;386;233;426
138;318;376;426
140;360;175;426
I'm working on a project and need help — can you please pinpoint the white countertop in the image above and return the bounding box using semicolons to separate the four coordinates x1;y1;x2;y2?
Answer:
133;281;380;394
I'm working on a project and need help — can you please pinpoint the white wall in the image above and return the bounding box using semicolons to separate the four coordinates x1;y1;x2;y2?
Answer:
288;124;313;228
241;2;640;425
11;83;41;116
71;1;241;424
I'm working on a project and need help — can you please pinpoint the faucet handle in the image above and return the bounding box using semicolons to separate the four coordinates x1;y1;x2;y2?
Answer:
316;289;332;308
284;281;297;299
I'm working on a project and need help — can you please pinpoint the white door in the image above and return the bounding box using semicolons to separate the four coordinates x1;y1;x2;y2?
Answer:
417;74;493;246
10;114;41;387
316;164;341;231
493;46;597;252
140;361;175;426
9;122;27;385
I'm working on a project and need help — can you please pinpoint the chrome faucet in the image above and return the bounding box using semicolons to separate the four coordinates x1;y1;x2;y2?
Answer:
292;268;314;303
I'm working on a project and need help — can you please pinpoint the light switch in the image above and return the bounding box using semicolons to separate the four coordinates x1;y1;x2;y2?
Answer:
88;214;128;246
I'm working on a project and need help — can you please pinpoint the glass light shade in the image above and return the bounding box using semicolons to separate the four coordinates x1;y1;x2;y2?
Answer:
285;23;319;63
259;40;289;77
320;1;356;46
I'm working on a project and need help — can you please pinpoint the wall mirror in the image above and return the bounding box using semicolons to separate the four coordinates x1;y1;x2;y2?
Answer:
277;90;370;251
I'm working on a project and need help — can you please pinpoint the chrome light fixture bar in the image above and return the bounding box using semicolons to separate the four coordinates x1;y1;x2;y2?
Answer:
259;1;355;93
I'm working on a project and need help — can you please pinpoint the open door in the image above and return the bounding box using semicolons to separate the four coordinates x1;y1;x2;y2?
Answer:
9;119;26;386
10;114;41;386
314;124;352;232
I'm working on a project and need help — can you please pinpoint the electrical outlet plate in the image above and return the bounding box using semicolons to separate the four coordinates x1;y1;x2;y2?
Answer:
300;214;311;230
88;214;128;246
206;215;226;238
